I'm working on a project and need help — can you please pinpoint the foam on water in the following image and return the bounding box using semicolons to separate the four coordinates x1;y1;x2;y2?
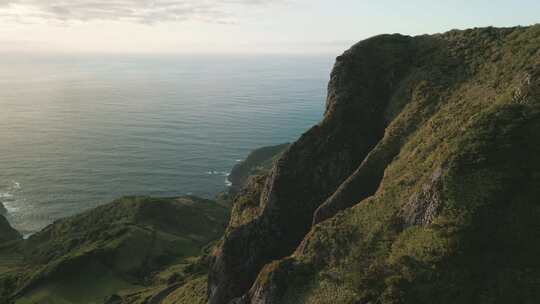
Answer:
206;171;230;176
206;170;232;187
0;192;13;199
0;181;22;213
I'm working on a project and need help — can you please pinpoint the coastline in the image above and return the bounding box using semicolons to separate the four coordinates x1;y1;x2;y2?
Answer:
2;143;287;238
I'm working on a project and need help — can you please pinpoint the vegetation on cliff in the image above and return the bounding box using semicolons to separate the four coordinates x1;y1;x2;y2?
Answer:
2;25;540;304
209;25;540;304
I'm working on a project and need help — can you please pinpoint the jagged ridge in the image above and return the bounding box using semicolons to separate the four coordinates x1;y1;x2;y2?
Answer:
209;25;540;304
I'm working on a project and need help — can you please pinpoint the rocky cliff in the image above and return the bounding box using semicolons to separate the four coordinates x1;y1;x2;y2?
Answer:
1;25;539;304
208;25;540;304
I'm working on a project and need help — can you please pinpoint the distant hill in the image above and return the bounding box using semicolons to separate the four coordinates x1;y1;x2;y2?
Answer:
227;143;289;193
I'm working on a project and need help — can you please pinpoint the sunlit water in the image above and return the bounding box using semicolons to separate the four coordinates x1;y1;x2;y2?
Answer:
0;53;332;233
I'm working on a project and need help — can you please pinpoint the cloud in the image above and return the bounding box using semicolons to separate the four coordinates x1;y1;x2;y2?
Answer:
0;0;283;24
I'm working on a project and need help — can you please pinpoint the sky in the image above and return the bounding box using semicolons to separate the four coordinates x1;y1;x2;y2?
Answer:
0;0;539;54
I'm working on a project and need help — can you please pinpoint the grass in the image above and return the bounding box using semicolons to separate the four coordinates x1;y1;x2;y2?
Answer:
245;25;540;304
1;196;229;304
15;260;136;304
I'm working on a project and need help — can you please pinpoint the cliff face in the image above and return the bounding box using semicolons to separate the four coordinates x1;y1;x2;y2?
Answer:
209;25;540;304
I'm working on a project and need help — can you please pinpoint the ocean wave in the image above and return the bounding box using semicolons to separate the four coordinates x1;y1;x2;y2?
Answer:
0;181;22;212
0;181;20;199
4;180;21;191
206;171;230;177
12;181;21;190
0;192;13;199
205;171;233;187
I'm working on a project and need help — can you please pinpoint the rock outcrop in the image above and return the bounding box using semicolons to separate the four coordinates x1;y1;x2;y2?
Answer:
209;25;540;304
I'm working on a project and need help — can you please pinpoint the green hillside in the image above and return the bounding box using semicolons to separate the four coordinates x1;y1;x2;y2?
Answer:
209;25;540;304
0;196;229;304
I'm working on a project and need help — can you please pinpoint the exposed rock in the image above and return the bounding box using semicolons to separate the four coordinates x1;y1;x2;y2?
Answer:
228;174;267;229
399;167;443;227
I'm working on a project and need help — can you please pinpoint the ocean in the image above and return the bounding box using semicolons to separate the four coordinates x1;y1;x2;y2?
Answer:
0;53;333;234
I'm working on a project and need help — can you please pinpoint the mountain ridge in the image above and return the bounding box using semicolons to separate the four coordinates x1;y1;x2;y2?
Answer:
1;24;539;304
209;24;540;304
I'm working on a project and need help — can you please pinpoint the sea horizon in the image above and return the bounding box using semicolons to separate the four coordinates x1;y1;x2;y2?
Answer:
0;53;333;234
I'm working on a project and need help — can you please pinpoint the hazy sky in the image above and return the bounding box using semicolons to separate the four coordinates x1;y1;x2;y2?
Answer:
0;0;538;54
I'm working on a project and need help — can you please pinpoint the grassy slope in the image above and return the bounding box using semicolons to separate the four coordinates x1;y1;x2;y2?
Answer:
1;141;286;304
0;196;229;304
244;25;540;304
122;142;289;304
2;25;539;304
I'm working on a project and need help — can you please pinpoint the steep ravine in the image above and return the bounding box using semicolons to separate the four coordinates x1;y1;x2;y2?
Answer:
209;25;540;304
